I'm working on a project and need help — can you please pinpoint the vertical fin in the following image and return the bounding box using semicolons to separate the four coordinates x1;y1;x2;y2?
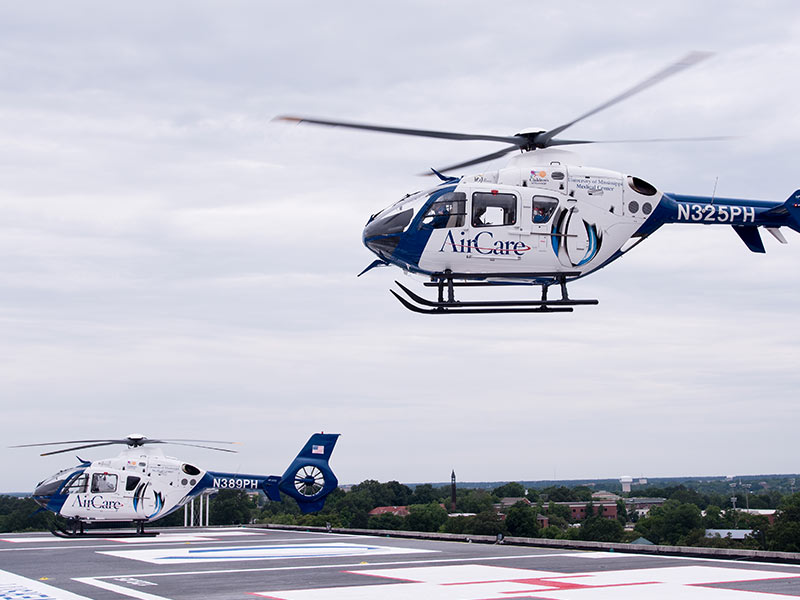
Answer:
278;433;340;514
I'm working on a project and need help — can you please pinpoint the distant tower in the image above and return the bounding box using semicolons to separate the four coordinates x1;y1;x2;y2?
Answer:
620;475;633;493
451;470;457;512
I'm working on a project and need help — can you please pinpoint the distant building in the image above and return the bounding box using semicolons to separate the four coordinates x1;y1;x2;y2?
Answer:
369;506;410;517
625;497;666;518
741;509;777;525
537;514;550;529
591;491;621;502
497;497;532;509
630;536;654;545
553;502;618;521
705;529;753;540
494;497;547;529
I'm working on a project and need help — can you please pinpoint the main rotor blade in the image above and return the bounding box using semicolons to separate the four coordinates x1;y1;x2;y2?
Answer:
10;439;117;448
39;442;117;456
164;442;238;453
428;145;520;175
11;437;238;454
160;438;237;445
276;115;523;145
538;51;713;147
546;135;735;147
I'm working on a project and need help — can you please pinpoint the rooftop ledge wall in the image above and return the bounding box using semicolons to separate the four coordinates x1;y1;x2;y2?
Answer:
252;523;800;565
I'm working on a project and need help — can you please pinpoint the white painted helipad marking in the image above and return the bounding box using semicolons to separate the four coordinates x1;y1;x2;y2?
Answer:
0;569;94;600
100;542;437;564
253;564;800;599
105;531;261;544
570;551;643;559
73;577;171;600
1;530;261;544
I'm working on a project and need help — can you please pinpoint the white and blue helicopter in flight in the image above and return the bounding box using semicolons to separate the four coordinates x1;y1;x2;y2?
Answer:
278;52;800;314
12;433;339;536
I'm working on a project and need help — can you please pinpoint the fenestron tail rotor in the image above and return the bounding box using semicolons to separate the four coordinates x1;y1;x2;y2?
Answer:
10;434;238;456
276;51;724;173
293;465;325;497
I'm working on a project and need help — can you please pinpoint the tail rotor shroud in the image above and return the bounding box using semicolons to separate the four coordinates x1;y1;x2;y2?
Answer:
277;433;340;513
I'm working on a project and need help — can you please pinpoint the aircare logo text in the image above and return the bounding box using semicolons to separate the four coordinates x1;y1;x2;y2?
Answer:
72;495;123;511
439;230;531;256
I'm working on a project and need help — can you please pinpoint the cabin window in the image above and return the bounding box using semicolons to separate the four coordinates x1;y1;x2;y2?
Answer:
532;196;559;223
64;473;88;494
125;476;141;492
420;192;466;229
472;192;516;227
91;472;118;493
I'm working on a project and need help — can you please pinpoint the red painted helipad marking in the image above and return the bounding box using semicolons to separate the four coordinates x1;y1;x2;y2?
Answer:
253;563;800;600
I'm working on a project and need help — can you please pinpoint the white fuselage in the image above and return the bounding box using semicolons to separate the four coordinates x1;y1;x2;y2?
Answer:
364;152;661;279
37;448;208;522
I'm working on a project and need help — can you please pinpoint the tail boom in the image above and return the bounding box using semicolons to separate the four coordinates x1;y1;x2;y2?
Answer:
652;190;800;252
202;433;340;514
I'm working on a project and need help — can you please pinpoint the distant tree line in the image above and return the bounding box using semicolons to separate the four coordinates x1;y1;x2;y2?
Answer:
3;479;800;552
0;496;54;532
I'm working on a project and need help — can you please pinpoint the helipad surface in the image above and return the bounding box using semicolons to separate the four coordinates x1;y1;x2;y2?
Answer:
1;527;798;599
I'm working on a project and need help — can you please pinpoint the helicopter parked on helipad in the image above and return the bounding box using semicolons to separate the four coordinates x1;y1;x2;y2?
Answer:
278;52;800;314
12;433;339;536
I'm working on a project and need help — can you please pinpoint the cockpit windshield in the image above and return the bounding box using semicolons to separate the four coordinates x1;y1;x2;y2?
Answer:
364;187;439;240
34;467;84;497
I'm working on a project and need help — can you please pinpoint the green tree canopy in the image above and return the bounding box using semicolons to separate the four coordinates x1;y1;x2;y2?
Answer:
634;500;703;545
405;503;448;532
458;489;495;514
492;482;526;498
470;509;507;536
505;502;540;538
766;493;800;552
410;484;441;505
210;490;256;526
367;512;405;531
579;515;623;542
542;486;576;502
616;499;628;525
0;496;54;533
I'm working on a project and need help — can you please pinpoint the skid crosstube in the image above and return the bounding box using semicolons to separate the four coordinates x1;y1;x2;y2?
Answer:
392;274;598;314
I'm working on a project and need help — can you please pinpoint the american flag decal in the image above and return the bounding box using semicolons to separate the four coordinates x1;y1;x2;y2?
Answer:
312;445;325;454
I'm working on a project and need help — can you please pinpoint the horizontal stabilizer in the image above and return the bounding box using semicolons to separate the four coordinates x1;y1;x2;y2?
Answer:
733;225;765;253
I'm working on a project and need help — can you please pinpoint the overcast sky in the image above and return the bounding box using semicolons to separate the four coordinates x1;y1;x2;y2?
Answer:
3;1;800;492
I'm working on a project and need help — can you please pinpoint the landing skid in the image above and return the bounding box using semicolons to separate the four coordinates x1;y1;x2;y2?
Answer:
392;271;598;314
51;519;158;538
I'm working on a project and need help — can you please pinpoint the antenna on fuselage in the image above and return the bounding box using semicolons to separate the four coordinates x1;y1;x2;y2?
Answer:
711;176;719;204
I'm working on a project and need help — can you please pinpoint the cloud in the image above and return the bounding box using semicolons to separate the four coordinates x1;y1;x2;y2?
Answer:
4;1;800;491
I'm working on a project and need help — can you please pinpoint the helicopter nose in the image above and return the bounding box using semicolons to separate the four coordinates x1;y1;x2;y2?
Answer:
33;477;63;501
363;230;401;258
32;494;49;508
32;482;53;508
362;216;408;258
